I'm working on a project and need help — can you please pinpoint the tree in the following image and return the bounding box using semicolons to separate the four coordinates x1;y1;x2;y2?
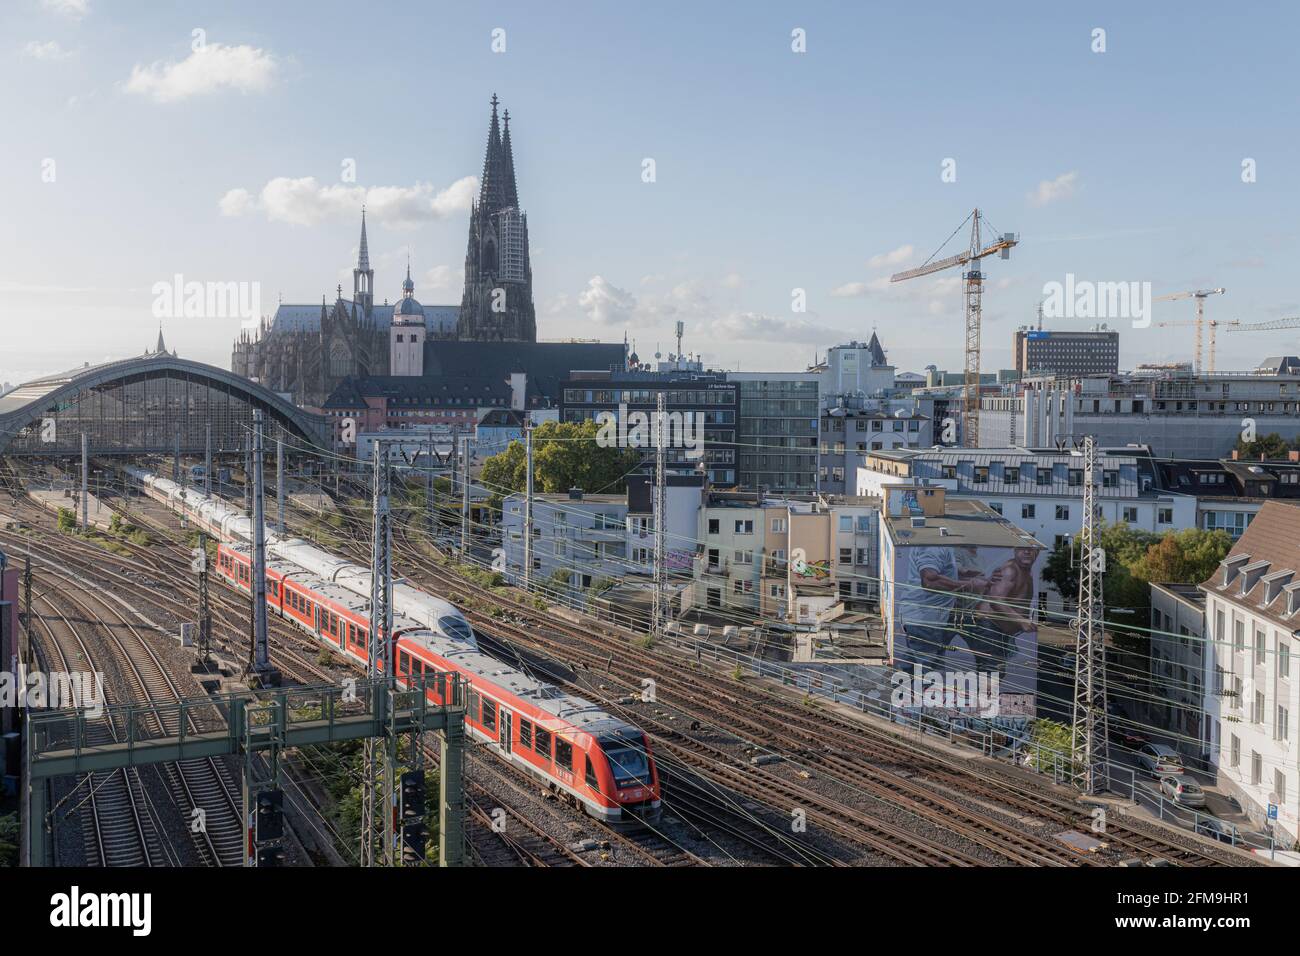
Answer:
1133;527;1232;585
1043;521;1233;654
478;420;642;509
1233;432;1299;460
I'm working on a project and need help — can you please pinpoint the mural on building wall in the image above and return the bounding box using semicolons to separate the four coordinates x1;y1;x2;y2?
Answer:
892;542;1044;715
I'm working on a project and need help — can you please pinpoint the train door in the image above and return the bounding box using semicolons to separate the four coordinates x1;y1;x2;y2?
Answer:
500;711;512;754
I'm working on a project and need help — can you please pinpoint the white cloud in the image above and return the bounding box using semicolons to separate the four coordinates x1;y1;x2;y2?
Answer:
22;40;74;60
830;277;893;298
866;244;914;269
422;264;457;291
41;0;89;21
577;276;638;326
720;272;744;289
218;175;476;228
705;312;844;344
125;43;279;103
1029;170;1079;207
218;187;256;217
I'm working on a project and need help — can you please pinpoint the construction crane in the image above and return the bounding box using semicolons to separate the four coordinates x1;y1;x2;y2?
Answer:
1223;316;1300;333
1155;318;1239;373
1153;287;1224;373
891;209;1018;447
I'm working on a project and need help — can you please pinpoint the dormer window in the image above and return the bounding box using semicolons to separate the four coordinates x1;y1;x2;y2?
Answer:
1221;553;1251;588
1261;570;1295;606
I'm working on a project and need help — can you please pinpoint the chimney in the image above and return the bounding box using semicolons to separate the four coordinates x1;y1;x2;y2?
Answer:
1290;450;1299;463
568;487;583;500
1231;449;1240;460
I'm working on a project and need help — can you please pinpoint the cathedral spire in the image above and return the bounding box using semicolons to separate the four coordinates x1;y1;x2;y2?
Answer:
353;206;374;316
478;94;509;211
502;109;518;208
357;207;370;272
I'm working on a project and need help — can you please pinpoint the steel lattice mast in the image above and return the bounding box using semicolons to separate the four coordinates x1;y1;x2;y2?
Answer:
1071;435;1110;793
651;391;668;636
362;442;396;866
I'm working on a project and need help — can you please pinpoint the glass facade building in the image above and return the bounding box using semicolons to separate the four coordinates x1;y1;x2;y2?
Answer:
729;373;820;493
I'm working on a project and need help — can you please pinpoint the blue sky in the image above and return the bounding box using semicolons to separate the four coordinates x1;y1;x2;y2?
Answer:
3;0;1298;387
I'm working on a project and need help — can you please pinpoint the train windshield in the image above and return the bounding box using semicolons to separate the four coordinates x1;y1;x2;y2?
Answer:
437;615;474;643
600;734;651;787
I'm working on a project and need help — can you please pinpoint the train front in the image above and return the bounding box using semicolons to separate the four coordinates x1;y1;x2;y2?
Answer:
599;728;661;824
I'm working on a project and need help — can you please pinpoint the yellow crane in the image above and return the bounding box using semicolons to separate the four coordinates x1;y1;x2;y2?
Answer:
1155;318;1239;373
891;208;1017;446
1153;287;1224;373
1223;316;1300;333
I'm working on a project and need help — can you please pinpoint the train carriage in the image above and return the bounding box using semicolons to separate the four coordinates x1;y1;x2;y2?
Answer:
214;539;660;822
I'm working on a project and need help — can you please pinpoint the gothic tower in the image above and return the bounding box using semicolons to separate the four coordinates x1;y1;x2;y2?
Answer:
456;95;537;342
353;208;374;318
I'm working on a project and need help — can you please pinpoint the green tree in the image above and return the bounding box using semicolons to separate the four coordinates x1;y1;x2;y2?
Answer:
1233;431;1298;460
478;420;641;509
1132;527;1232;586
56;507;76;533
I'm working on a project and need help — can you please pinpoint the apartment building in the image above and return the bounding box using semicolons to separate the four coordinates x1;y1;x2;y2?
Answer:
857;445;1196;553
1149;583;1207;762
1200;501;1300;844
1152;452;1300;540
981;368;1300;459
501;491;629;590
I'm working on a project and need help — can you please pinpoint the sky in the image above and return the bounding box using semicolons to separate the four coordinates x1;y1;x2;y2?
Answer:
2;0;1299;388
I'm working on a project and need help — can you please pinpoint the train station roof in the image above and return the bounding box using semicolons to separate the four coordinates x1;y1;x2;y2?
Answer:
0;350;328;455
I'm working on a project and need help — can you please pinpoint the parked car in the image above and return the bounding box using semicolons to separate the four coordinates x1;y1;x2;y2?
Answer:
1195;817;1240;844
1136;743;1185;776
1159;775;1206;808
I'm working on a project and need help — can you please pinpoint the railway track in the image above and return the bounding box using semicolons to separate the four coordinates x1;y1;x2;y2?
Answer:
24;568;245;866
379;508;1245;867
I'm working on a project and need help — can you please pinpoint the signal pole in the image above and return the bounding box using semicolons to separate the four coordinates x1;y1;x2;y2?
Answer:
246;411;278;686
193;531;213;672
276;434;285;535
243;436;252;514
1071;435;1110;794
651;391;668;637
204;422;212;496
459;436;472;560
80;432;88;531
523;419;533;591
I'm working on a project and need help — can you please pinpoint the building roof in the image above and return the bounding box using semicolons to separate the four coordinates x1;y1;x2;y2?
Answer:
423;340;625;402
478;408;524;428
882;498;1044;550
1200;500;1300;631
1151;581;1206;611
322;374;512;409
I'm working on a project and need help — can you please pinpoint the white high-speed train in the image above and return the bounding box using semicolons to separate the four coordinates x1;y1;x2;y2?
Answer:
126;468;477;649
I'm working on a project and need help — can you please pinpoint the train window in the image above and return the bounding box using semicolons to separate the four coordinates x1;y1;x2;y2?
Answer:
555;738;573;772
436;615;474;643
534;728;552;761
468;691;481;724
519;719;533;750
481;699;496;731
600;735;652;787
584;755;600;793
397;650;408;675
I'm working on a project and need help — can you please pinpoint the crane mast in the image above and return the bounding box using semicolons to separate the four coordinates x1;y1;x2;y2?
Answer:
891;208;1017;447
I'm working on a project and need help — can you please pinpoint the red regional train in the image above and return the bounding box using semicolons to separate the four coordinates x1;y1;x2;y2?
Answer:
217;542;661;823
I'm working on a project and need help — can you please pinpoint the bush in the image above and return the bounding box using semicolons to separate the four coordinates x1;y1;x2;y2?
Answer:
56;508;76;533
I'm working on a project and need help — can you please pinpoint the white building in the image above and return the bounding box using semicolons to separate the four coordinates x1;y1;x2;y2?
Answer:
857;446;1197;550
1200;501;1300;844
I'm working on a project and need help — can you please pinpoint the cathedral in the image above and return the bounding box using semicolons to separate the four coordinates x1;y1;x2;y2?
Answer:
231;96;537;408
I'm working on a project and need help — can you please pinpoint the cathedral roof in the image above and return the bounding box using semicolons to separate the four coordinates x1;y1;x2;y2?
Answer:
267;302;457;334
